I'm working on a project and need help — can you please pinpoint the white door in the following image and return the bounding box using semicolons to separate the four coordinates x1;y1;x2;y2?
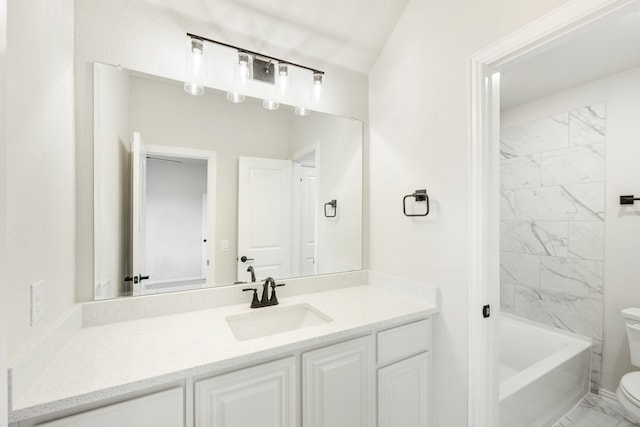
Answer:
378;352;430;427
302;336;374;427
237;156;293;282
130;132;146;296
298;164;317;276
195;357;297;427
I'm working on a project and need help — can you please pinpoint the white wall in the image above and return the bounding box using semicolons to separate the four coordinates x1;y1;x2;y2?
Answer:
93;63;131;300
144;159;207;282
6;0;76;360
74;0;369;301
1;0;7;421
289;114;363;274
129;77;292;285
501;66;640;394
368;0;569;425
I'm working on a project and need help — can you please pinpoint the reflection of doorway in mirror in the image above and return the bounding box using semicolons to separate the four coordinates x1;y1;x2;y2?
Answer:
292;149;317;277
130;135;217;296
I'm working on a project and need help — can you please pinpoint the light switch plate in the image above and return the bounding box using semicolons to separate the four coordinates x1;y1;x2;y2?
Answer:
30;280;44;326
221;240;229;252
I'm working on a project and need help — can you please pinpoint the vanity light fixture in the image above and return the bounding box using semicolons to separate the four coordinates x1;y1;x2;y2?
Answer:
185;32;325;93
262;99;280;111
226;92;245;103
294;106;311;116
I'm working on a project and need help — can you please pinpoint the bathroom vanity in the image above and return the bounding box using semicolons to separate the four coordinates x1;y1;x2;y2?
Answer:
8;272;438;427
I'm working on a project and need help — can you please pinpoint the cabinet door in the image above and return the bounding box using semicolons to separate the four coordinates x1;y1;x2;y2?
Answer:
195;357;296;427
35;388;183;427
302;336;373;427
378;352;429;427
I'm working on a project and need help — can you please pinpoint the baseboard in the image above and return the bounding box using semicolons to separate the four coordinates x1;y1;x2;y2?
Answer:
598;388;618;403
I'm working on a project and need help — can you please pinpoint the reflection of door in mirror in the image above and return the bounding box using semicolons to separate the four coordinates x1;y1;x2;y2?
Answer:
129;137;217;296
292;149;317;277
237;156;292;283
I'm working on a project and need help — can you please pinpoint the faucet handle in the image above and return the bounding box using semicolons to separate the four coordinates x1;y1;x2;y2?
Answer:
242;288;260;308
269;283;285;303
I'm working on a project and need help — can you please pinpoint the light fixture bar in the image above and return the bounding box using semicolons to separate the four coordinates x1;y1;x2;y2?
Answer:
186;32;325;76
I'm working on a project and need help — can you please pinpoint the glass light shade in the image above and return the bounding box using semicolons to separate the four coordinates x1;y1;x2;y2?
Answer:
190;38;203;55
312;72;324;102
294;106;311;116
262;99;280;110
278;64;288;77
226;92;245;103
184;82;204;96
185;37;205;92
238;52;251;82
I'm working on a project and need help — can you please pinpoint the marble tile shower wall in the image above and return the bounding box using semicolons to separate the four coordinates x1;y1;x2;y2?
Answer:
500;103;606;392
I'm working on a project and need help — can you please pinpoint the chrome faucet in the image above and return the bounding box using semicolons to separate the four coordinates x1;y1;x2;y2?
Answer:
242;276;285;308
246;265;256;282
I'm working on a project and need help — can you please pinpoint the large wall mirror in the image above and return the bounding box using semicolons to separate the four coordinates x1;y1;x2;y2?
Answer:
93;63;363;300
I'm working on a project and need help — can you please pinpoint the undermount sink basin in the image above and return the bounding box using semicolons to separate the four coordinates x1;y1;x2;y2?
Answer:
226;303;333;341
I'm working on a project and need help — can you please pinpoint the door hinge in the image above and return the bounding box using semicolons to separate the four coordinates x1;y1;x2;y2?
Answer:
482;304;491;318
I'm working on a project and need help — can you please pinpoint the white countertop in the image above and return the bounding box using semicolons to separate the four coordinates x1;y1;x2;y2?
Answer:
9;283;438;422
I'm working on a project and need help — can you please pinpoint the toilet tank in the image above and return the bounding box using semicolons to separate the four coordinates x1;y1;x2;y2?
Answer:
623;308;640;367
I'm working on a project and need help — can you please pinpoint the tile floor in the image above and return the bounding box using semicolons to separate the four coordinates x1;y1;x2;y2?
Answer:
553;393;638;427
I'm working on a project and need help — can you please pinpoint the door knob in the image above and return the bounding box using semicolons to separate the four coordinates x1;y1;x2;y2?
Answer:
240;256;254;263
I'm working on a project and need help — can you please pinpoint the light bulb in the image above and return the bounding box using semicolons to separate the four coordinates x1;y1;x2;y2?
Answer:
295;106;311;116
262;99;280;110
226;92;245;103
184;82;204;96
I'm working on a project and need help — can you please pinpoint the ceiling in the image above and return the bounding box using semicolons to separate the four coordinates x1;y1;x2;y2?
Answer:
143;0;410;74
500;8;640;109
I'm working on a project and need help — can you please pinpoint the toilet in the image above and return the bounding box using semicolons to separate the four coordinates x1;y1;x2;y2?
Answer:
618;308;640;420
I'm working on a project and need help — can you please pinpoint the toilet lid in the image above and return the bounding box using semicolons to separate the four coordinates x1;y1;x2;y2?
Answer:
621;372;640;405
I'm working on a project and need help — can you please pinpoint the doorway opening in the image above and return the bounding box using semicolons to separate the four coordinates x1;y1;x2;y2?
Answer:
469;1;640;425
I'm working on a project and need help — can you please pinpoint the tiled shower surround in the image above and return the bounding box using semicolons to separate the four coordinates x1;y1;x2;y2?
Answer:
500;103;606;392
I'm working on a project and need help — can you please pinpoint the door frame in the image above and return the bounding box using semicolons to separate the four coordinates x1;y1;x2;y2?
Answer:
139;144;217;291
467;0;638;425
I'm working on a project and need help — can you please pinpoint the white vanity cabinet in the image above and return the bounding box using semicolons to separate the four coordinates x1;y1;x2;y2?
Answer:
377;319;431;427
14;316;434;427
33;387;184;427
302;335;374;427
194;357;297;427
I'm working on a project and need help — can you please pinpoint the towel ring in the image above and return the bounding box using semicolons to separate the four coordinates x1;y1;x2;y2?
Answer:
403;189;430;217
324;200;337;218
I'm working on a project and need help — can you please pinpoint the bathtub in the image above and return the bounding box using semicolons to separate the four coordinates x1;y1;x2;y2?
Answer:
500;314;592;427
